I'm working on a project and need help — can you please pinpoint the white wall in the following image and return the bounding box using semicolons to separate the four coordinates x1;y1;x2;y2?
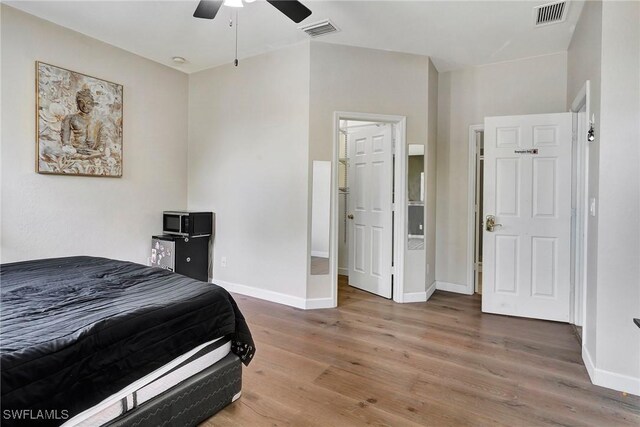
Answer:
566;0;602;379
187;43;310;300
0;5;188;265
187;41;436;306
436;52;568;289
308;41;433;299
566;0;640;395
593;0;640;394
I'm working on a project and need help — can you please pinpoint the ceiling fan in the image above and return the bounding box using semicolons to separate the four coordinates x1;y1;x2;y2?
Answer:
193;0;312;24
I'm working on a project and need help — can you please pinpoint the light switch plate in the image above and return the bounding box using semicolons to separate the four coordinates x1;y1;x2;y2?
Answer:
590;198;596;217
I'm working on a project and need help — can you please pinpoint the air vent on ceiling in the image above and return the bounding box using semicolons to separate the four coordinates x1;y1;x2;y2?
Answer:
298;19;339;38
534;1;568;26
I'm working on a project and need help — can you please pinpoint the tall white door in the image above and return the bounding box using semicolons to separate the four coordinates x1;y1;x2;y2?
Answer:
483;113;572;322
347;125;393;298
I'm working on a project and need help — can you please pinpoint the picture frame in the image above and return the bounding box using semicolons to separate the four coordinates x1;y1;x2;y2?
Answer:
35;61;123;177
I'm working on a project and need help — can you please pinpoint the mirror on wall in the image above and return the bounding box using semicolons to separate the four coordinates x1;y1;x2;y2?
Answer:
310;160;331;275
408;144;425;250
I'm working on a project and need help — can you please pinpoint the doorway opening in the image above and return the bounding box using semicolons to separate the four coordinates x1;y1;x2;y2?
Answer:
339;119;394;299
465;124;485;296
337;120;386;277
330;112;407;306
473;114;575;322
473;129;484;295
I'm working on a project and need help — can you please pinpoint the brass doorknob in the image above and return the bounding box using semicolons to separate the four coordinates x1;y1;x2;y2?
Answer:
485;215;502;232
348;214;354;220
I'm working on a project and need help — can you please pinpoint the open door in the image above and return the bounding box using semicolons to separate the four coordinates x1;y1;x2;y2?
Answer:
347;124;393;298
483;113;572;322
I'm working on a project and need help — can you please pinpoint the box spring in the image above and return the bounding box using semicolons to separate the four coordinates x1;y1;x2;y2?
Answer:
105;353;241;427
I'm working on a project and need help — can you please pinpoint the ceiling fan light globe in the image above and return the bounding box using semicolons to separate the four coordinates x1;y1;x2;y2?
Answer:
223;0;244;7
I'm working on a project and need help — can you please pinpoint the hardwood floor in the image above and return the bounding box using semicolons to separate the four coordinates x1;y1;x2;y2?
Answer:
204;277;640;426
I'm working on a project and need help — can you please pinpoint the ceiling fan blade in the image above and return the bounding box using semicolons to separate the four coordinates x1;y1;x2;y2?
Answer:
266;0;312;23
193;0;223;19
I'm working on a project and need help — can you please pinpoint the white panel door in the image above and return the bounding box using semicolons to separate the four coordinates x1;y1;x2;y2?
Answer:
348;125;393;298
483;113;572;322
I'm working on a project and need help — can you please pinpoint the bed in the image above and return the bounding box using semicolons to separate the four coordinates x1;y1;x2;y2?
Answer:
0;256;255;427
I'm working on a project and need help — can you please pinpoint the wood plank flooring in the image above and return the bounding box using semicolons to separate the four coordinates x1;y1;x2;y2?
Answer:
203;277;640;426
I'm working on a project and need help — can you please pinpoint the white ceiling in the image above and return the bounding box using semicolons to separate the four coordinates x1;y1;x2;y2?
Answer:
7;0;585;73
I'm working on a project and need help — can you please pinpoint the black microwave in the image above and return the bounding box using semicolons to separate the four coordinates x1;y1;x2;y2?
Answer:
163;211;213;237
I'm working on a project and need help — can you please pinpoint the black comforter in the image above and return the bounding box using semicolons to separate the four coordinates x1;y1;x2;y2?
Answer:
0;256;254;426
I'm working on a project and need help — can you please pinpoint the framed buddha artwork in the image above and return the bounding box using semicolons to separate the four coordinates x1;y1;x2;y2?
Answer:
36;62;123;177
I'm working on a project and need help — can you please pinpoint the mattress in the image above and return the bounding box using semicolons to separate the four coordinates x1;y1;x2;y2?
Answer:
63;338;231;427
0;257;255;427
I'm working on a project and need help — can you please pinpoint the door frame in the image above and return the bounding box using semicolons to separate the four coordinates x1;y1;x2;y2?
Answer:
570;80;591;329
468;96;590;324
466;124;484;296
330;112;407;306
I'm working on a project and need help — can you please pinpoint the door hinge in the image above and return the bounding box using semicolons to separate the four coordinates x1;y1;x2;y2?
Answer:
392;203;396;211
390;266;395;275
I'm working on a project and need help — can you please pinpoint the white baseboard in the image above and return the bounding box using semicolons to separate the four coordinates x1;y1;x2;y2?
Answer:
582;345;640;396
426;280;437;299
436;280;473;295
304;297;335;309
402;291;427;303
338;267;349;276
397;281;437;303
582;345;596;381
214;279;307;309
595;370;640;396
311;250;329;258
213;279;335;310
